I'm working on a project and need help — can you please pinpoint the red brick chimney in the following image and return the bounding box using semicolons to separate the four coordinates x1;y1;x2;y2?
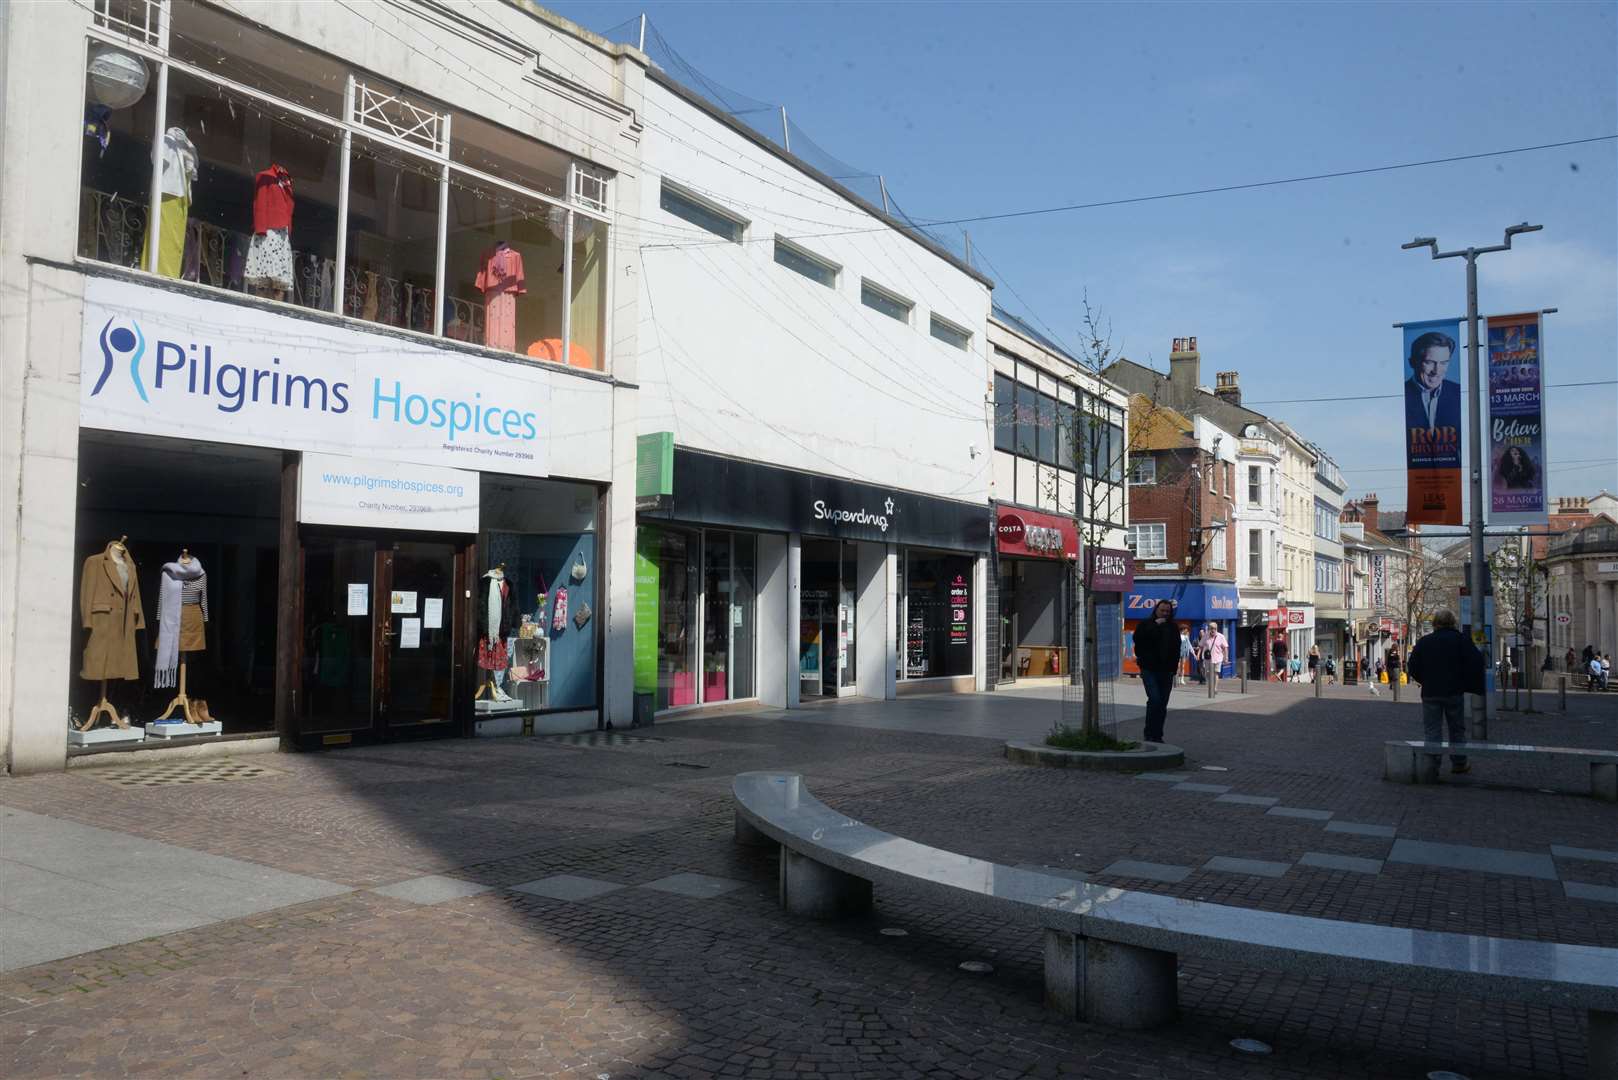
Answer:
1214;371;1241;406
1361;493;1379;531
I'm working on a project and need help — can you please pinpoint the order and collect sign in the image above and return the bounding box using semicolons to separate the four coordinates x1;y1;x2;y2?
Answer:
1486;313;1549;525
81;277;553;477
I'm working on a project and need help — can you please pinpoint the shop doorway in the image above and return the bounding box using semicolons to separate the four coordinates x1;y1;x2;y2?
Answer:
298;533;467;744
802;539;857;697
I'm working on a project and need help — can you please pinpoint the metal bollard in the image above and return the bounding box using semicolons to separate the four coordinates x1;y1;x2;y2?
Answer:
1392;675;1400;702
1559;674;1568;712
1315;671;1322;699
1240;667;1249;695
1524;677;1535;714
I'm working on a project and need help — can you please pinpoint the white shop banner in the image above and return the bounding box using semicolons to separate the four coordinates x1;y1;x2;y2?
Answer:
81;277;551;476
300;453;479;533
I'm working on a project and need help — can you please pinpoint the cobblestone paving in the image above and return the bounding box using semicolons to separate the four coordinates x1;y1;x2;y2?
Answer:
1;683;1614;1078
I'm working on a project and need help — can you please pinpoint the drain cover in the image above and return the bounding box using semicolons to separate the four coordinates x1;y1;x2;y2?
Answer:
89;758;283;787
958;960;993;974
879;927;909;937
1229;1038;1272;1055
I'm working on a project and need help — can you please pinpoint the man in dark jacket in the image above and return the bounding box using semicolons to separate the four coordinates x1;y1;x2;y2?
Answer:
1132;599;1183;744
1405;608;1486;773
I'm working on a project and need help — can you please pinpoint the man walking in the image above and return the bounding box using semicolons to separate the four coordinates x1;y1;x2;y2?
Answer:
1133;599;1182;744
1405;608;1486;774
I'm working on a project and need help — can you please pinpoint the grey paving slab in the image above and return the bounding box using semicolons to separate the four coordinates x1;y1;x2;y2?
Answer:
1299;852;1385;875
1387;839;1558;881
1325;821;1398;838
1265;806;1335;821
1098;860;1193;883
1551;845;1618;865
1563;881;1618;904
1202;856;1291;878
1213;793;1280;807
0;807;351;972
1014;863;1088;883
508;874;625;901
1134;772;1193;783
638;872;747;899
1170;782;1232;794
370;875;493;905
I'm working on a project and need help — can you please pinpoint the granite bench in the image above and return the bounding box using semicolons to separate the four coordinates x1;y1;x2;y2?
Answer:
1384;740;1618;801
733;771;1618;1076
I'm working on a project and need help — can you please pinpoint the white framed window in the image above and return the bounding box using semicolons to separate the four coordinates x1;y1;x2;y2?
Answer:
929;314;972;350
660;181;746;242
1209;524;1227;570
1129;455;1156;485
1127;522;1166;560
1248;465;1262;506
773;236;838;287
1248;529;1263;581
860;279;913;324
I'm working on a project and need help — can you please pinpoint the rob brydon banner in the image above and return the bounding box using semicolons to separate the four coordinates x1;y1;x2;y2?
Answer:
81;277;555;477
1399;318;1464;526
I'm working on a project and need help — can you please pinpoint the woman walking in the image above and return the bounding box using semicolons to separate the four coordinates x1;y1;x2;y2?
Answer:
1307;644;1321;684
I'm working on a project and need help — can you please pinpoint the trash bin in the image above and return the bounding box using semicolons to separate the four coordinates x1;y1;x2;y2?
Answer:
1343;659;1359;686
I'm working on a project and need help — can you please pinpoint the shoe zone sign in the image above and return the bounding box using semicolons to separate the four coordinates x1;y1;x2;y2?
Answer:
80;278;557;477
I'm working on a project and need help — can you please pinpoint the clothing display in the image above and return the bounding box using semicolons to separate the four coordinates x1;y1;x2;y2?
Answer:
80;542;146;681
475;243;525;352
154;557;207;689
158;126;199;201
252;164;294;234
552;584;568;633
245;227;294;293
476;637;509;672
141;194;189;278
477;568;519;680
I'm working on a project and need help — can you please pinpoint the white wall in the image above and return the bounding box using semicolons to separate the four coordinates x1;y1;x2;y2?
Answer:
635;79;992;503
855;542;893;699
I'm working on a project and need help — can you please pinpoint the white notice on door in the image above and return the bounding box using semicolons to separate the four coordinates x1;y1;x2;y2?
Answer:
347;583;368;616
391;591;418;614
423;597;444;629
400;617;421;649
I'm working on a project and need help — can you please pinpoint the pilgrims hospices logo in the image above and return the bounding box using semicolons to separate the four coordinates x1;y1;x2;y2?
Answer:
94;316;148;402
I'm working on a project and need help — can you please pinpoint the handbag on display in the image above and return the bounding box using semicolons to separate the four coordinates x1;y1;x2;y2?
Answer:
570;556;587;583
519;614;537;640
573;602;592;630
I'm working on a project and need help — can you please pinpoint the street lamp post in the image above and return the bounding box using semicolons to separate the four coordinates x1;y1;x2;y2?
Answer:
1401;223;1542;740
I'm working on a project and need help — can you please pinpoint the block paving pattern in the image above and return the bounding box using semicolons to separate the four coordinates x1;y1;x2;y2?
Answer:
0;683;1613;1078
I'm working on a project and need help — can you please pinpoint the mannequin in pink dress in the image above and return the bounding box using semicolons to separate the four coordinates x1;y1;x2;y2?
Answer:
475;241;525;352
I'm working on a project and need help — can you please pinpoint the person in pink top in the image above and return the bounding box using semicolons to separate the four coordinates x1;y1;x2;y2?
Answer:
1200;622;1229;696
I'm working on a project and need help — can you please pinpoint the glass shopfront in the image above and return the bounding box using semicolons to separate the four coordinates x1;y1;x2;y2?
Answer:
802;539;858;697
639;525;758;712
902;550;975;680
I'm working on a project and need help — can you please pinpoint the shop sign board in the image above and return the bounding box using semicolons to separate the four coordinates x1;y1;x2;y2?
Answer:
1554;612;1571;625
82;277;561;478
1371;554;1387;611
995;508;1077;559
949;574;971;646
299;452;479;533
1086;547;1134;591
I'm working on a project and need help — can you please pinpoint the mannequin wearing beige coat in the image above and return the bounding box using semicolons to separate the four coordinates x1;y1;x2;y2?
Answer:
81;539;145;681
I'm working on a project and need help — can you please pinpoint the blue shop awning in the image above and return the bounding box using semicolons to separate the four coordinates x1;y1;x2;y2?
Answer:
1124;580;1240;622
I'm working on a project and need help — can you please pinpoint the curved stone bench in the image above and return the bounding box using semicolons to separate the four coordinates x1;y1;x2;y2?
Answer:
734;771;1618;1073
1384;740;1618;801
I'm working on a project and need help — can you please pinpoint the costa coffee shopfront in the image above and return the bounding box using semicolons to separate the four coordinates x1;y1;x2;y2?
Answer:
993;505;1079;684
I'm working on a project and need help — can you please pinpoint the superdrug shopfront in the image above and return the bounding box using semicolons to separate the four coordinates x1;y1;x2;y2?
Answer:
992;505;1080;684
637;449;991;712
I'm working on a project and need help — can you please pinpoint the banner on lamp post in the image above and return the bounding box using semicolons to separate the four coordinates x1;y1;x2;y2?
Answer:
1400;319;1464;525
1485;312;1548;525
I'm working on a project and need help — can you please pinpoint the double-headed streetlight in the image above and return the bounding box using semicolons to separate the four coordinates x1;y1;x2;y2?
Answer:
1401;222;1542;739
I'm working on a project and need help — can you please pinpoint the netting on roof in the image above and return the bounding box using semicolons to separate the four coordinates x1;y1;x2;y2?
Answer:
600;14;975;269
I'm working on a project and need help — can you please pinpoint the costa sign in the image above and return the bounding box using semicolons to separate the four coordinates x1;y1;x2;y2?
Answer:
994;508;1077;559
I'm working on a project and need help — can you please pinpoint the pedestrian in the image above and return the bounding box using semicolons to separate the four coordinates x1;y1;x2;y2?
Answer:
1307;644;1320;683
1598;654;1612;691
1583;644;1596;669
1386;644;1401;685
1289;655;1302;681
1272;637;1289;682
1405;608;1486;774
1324;654;1337;685
1565;647;1577;673
1202;622;1228;695
1132;599;1183;744
1178;625;1193;686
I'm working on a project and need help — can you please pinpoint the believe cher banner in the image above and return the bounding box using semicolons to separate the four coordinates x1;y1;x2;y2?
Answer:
1400;318;1464;525
1486;312;1548;525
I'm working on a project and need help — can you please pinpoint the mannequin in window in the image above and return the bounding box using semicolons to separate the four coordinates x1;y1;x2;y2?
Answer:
476;240;525;352
77;536;144;730
154;549;211;725
476;564;518;702
246;163;295;302
141;127;197;278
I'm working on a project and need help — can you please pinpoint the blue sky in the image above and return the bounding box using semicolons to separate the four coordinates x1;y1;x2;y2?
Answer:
553;0;1618;514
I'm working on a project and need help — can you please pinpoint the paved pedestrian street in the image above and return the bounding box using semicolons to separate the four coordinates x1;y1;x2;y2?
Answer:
2;684;1614;1079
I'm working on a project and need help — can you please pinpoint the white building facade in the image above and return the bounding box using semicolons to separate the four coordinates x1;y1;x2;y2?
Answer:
1311;447;1348;663
2;0;644;771
630;69;995;713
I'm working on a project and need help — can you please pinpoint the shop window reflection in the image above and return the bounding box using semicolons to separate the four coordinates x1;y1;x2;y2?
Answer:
445;174;563;355
345;137;440;332
79;45;157;268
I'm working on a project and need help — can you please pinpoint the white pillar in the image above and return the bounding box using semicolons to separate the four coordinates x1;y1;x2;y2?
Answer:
855;541;889;700
786;534;802;709
1604;581;1618;660
1587;581;1601;656
755;533;790;709
973;554;989;691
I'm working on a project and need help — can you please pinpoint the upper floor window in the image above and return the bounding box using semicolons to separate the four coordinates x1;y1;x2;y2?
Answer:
773;236;838;288
861;279;913;324
660;182;744;242
929;314;972;350
77;2;612;370
1248;529;1263;581
1127;523;1166;561
993;374;1015;454
1129;455;1156;485
1248;465;1263;506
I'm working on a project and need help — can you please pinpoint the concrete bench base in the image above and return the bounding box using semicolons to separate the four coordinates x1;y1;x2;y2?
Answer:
780;848;872;919
1385;741;1618;802
1045;930;1177;1029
